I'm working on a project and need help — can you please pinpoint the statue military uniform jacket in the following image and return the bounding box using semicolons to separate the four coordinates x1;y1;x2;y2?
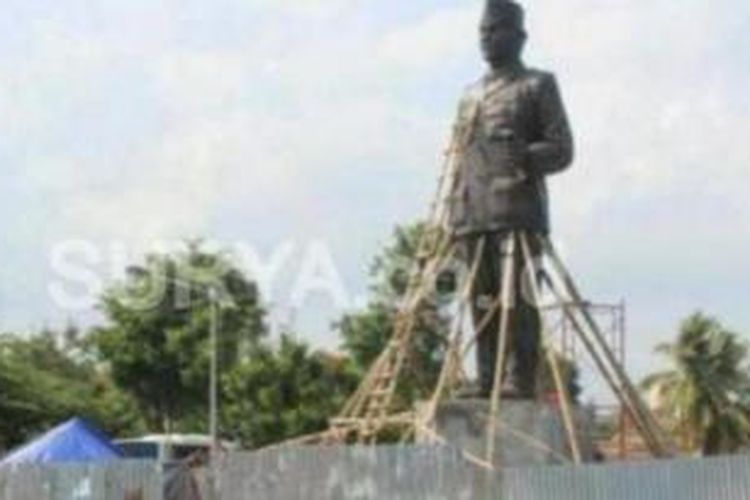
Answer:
446;63;574;236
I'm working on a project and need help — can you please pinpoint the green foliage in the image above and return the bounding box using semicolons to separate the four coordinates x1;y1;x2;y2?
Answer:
82;242;360;449
642;312;750;455
222;335;359;449
0;330;144;452
537;352;582;404
337;223;582;410
10;233;747;459
89;243;266;432
338;224;449;409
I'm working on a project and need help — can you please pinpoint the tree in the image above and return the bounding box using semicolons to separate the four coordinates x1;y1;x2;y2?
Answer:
642;313;750;455
537;352;582;404
90;243;266;432
0;330;144;451
337;223;583;410
337;224;451;408
222;335;359;448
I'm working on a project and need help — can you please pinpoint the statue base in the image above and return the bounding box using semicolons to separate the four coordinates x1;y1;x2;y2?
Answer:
416;399;594;467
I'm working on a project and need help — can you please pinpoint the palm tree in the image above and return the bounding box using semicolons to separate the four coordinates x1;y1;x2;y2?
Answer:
642;313;750;455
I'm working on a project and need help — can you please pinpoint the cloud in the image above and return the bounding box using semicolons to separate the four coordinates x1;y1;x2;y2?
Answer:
0;0;749;380
377;5;478;73
244;0;360;18
523;0;750;234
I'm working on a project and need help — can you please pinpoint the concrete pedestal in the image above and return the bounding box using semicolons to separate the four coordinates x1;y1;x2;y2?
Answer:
416;399;593;467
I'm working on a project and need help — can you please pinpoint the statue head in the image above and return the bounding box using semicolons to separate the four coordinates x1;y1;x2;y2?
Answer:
480;0;527;68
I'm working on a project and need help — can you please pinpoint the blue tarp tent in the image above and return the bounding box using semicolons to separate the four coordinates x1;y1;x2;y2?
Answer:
0;417;122;466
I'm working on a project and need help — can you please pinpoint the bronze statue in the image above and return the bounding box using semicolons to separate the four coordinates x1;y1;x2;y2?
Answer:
448;0;573;398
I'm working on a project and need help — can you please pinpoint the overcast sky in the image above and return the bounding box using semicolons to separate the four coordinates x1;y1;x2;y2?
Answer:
1;0;749;395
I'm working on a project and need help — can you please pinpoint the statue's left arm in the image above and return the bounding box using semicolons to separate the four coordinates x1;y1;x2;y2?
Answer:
526;74;574;176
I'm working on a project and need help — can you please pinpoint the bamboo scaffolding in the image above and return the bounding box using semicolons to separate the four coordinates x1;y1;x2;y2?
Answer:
520;232;582;464
485;234;517;464
268;105;672;465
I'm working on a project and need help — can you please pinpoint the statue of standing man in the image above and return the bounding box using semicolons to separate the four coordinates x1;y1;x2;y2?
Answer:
447;0;574;399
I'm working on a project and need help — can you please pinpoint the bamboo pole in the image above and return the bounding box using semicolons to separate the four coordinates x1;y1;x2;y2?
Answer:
422;236;486;429
485;233;518;465
365;245;459;434
333;72;481;444
343;239;457;425
539;268;662;455
519;232;582;463
537;234;672;457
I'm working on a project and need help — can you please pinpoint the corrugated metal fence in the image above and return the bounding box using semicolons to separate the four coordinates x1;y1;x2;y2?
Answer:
218;446;750;500
2;448;750;499
0;460;162;500
219;445;497;500
504;454;750;500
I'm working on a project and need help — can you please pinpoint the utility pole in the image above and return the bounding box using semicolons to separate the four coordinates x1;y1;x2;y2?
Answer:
207;285;220;500
209;285;219;453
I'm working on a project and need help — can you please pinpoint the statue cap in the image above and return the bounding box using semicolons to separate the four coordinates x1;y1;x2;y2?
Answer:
482;0;525;30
